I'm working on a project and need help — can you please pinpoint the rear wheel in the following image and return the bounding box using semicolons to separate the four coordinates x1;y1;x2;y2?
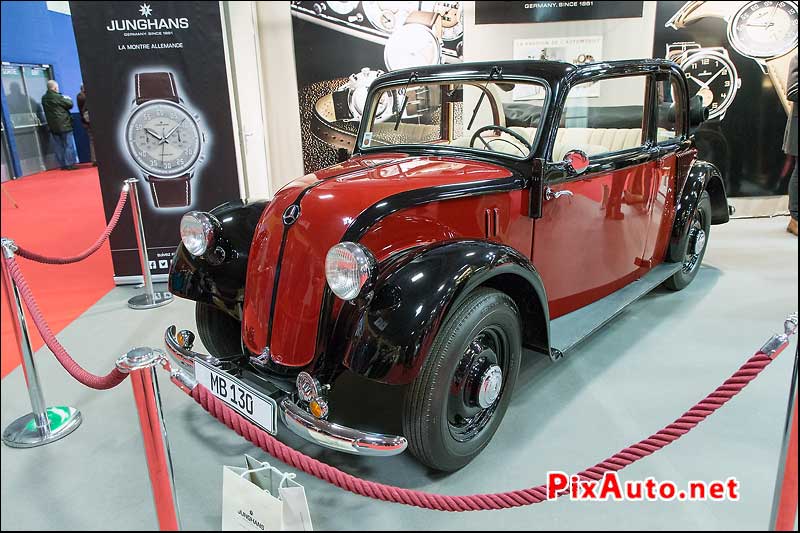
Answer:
665;190;712;291
195;303;244;356
402;289;521;471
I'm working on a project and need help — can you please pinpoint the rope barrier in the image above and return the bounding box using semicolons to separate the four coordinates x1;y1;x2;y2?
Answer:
5;254;128;390
14;185;128;265
190;347;786;511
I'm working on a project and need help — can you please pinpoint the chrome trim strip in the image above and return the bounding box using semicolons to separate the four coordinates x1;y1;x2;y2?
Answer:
280;398;407;457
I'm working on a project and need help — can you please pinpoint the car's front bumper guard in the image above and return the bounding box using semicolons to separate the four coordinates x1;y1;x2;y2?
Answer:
164;325;408;457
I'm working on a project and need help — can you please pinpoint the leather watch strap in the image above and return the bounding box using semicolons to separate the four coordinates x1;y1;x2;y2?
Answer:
766;52;795;115
312;91;357;150
406;10;442;38
149;175;191;208
135;72;180;104
314;92;354;123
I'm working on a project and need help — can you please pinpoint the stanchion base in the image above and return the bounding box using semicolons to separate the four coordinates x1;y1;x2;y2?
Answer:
2;406;82;448
128;291;173;310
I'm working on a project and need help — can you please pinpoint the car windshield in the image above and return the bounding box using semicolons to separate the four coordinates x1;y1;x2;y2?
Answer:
359;78;547;160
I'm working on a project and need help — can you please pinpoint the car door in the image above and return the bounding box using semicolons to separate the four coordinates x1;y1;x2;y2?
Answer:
532;74;658;318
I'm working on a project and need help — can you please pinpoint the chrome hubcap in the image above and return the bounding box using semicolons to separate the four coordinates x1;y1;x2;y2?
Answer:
477;365;503;408
693;229;707;256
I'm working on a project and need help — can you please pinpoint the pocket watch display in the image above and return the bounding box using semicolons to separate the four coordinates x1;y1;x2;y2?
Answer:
665;0;798;115
667;42;742;121
124;72;205;208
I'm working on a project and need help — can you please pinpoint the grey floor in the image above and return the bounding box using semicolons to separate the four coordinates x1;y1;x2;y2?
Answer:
1;217;797;531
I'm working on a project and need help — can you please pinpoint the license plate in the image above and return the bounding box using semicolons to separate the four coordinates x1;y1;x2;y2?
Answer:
194;359;277;435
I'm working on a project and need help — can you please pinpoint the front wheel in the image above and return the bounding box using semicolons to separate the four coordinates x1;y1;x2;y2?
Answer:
402;289;522;471
665;190;712;291
195;303;244;356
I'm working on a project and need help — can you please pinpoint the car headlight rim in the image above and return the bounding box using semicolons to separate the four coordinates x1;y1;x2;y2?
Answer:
325;242;375;301
180;211;217;257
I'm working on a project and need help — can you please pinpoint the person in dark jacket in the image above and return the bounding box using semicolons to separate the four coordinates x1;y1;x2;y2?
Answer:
785;53;798;236
42;79;77;170
76;84;96;165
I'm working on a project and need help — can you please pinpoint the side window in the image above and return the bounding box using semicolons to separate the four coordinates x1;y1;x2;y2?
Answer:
553;75;647;162
656;76;683;143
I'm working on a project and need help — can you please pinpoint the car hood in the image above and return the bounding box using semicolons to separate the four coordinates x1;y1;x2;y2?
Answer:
241;152;514;367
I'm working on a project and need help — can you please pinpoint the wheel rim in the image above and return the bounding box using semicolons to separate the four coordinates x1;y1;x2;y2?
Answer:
447;326;509;443
682;211;707;274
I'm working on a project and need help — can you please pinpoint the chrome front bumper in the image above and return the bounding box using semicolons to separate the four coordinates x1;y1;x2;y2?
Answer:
164;325;407;457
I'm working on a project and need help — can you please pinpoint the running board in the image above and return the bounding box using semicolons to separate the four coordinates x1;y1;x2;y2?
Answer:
549;262;682;358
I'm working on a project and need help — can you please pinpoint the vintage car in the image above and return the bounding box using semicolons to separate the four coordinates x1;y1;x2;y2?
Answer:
165;59;729;471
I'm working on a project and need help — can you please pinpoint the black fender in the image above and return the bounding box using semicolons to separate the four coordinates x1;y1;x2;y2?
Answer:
168;199;267;320
336;240;550;385
669;160;729;263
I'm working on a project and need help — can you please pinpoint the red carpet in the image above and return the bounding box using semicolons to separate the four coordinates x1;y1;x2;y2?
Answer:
1;166;115;378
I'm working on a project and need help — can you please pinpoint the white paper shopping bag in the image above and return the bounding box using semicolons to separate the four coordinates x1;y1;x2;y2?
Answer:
222;455;313;531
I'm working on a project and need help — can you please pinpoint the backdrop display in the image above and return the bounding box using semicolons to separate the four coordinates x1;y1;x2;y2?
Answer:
475;1;643;25
69;1;239;281
290;1;464;174
653;0;798;197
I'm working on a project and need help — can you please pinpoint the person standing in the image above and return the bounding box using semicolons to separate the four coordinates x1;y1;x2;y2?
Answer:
76;84;96;166
42;79;78;170
785;52;798;236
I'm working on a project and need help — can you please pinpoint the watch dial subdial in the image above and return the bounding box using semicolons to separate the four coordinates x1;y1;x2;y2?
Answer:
126;101;201;178
681;53;739;119
729;0;798;58
363;1;418;33
421;1;463;41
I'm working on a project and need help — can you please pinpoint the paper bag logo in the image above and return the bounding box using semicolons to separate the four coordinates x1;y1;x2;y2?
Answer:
236;509;265;531
106;3;188;31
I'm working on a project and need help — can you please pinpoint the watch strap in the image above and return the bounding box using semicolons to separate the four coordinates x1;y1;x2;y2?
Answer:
149;175;191;208
406;10;442;38
315;91;354;123
135;72;180;104
766;52;795;115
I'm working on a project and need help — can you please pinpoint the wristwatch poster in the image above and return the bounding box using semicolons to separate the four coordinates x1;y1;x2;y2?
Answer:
124;72;206;209
291;1;464;172
665;0;798;115
667;42;742;120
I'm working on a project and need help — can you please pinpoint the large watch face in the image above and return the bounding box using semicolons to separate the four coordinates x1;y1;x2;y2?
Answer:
126;100;201;178
384;24;442;71
421;1;463;41
681;51;740;119
728;1;798;59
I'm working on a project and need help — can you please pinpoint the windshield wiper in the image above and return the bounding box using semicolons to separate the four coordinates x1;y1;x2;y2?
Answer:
394;72;418;131
467;66;502;131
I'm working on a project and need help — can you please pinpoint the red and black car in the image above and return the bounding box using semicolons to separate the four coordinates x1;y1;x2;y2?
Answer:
165;59;729;471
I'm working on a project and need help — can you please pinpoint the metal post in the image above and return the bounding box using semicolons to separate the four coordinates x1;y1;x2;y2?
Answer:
124;178;173;309
770;344;798;531
117;347;180;530
1;238;82;447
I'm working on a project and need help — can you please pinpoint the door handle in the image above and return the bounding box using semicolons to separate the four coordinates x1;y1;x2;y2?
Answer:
545;187;574;201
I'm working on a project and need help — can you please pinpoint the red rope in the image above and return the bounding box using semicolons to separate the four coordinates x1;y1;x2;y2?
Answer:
5;254;128;390
14;186;128;264
191;349;781;511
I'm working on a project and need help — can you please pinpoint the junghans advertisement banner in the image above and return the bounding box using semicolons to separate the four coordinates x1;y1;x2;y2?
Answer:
70;1;239;281
653;1;798;197
475;1;643;25
290;1;465;174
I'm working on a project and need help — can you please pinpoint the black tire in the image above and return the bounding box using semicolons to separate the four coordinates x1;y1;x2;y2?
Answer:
195;303;244;356
402;289;522;471
665;191;712;291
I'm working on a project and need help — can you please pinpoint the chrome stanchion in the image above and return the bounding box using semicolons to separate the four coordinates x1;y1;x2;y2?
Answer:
769;315;798;531
1;238;82;447
125;178;173;310
117;347;181;530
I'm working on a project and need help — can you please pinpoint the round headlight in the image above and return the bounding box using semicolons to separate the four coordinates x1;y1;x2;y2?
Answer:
325;242;375;301
180;211;216;256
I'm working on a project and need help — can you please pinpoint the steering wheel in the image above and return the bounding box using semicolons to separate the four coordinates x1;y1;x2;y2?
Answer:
469;125;531;157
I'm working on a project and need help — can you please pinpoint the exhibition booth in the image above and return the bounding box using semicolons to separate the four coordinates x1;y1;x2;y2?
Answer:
0;1;798;530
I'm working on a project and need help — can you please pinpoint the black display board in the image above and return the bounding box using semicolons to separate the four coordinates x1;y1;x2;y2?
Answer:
70;1;240;281
653;1;797;197
475;1;643;25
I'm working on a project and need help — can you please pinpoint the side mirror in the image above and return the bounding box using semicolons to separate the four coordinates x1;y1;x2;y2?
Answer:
563;149;590;175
